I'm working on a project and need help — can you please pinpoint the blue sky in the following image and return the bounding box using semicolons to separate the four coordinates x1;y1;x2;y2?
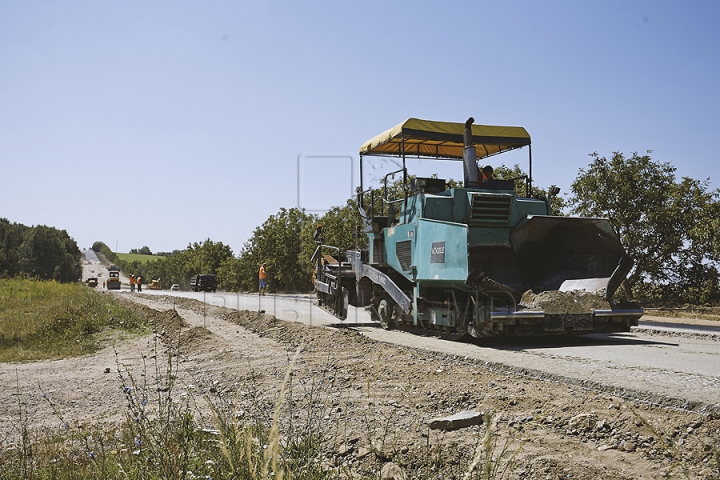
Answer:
2;1;719;254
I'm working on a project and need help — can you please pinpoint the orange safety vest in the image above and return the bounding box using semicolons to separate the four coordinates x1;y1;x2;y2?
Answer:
129;276;135;285
259;266;267;280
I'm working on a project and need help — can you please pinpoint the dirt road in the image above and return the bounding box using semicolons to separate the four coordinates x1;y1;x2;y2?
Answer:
145;289;720;411
2;293;719;479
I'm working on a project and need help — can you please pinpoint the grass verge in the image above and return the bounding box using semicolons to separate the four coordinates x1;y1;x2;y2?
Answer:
0;278;150;363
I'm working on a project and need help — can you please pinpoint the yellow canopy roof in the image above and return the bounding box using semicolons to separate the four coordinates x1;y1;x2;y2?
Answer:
359;118;531;160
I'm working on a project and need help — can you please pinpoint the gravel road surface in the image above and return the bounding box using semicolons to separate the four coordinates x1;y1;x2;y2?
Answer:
130;289;720;414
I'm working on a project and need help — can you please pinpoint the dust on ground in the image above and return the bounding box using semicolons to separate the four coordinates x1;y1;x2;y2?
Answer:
2;294;719;479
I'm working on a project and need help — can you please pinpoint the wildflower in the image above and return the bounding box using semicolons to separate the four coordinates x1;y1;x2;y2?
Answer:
135;437;142;446
142;399;148;406
89;451;95;460
63;423;69;431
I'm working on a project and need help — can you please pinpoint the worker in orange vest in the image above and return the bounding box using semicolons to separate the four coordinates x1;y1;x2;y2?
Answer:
479;165;494;182
258;262;268;296
129;274;135;292
136;276;142;292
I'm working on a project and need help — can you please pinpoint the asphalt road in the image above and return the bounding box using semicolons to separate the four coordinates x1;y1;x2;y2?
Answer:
81;248;105;284
81;249;132;286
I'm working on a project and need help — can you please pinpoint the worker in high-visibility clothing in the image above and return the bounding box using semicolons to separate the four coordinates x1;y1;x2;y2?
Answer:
129;274;135;292
478;164;494;182
258;262;268;296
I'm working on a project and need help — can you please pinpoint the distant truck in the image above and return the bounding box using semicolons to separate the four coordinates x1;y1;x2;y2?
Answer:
190;274;217;292
86;277;98;288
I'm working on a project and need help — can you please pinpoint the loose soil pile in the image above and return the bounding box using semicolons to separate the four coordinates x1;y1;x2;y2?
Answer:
520;290;611;314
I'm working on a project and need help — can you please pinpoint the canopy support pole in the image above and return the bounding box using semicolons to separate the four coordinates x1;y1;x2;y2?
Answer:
359;154;364;206
528;145;533;197
401;132;407;224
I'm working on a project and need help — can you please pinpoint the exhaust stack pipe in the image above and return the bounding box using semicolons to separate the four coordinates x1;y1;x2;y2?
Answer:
463;117;479;186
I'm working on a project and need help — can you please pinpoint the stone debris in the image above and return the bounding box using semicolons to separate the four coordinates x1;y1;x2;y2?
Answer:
380;462;406;480
337;444;353;456
619;440;637;452
567;413;598;431
429;410;484;430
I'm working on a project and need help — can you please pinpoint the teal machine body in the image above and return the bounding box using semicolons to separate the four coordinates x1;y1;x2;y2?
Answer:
313;118;642;338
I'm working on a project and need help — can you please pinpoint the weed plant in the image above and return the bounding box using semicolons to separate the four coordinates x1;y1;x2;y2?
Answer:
0;335;607;480
464;412;525;480
632;409;720;479
0;341;336;479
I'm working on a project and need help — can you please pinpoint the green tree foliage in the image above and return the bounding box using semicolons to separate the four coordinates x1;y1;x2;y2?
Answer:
218;204;368;294
0;218;27;277
130;246;153;255
312;204;359;252
131;240;233;290
183;239;234;275
92;239;234;290
216;255;248;292
304;200;365;255
221;208;316;292
92;241;119;263
138;250;187;289
0;219;81;282
570;151;720;303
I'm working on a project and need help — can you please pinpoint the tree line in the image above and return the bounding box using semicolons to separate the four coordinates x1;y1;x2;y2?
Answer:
88;151;720;304
92;205;350;293
570;151;720;303
5;150;715;305
0;219;82;282
92;239;232;291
